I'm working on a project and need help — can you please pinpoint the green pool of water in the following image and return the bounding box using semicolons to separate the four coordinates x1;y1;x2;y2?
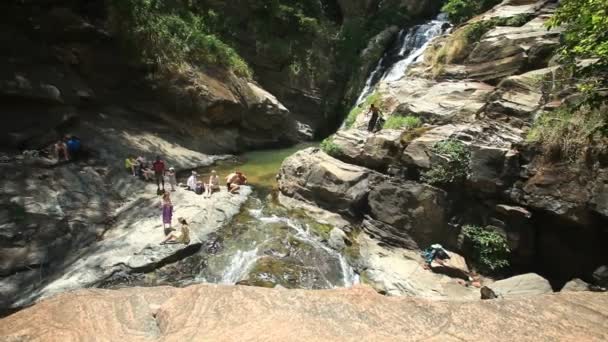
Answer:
193;143;316;194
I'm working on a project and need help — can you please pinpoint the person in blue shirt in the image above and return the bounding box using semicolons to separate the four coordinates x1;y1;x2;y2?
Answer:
66;136;81;160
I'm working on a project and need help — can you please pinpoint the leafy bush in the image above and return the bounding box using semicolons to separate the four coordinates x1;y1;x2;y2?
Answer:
383;116;422;130
107;0;252;77
463;225;510;272
527;106;607;160
344;92;382;129
421;139;470;185
441;0;501;24
320;137;342;157
548;0;608;105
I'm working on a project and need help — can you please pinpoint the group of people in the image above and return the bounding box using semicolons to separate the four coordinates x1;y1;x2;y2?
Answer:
54;135;82;162
187;170;248;197
125;155;177;193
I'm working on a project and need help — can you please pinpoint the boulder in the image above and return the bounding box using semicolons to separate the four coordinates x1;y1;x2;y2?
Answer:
332;129;404;171
328;228;348;251
593;266;608;288
375;78;494;124
361;217;419;250
278;148;382;217
561;278;590;292
367;180;448;247
429;250;470;280
486;67;561;120
481;273;552;299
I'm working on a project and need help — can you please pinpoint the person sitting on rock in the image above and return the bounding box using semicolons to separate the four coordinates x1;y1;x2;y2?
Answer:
367;103;383;133
166;167;177;192
187;171;198;191
66;136;81;160
141;163;155;181
160;217;190;245
125;156;136;176
226;170;247;194
205;170;221;197
195;180;204;195
54;139;69;163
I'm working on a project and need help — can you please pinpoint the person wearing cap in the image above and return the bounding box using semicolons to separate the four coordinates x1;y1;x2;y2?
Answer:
205;170;220;197
187;171;198;191
166;167;177;192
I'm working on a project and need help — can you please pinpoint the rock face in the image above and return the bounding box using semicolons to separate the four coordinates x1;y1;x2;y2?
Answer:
278;148;382;217
561;278;591;292
367;181;448;247
0;157;251;309
2;284;608;341
297;0;608;287
481;273;553;299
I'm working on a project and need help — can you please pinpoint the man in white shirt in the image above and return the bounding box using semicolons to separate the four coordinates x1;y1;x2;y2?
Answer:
187;171;198;191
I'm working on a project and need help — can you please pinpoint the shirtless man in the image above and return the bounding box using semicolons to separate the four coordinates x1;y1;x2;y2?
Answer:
226;171;247;194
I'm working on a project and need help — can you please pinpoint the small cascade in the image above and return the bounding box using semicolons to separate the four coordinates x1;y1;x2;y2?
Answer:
354;14;451;105
220;248;260;284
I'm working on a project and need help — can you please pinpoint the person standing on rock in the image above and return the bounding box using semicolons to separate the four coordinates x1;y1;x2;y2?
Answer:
367;103;383;133
166;167;177;192
161;191;173;232
152;156;166;194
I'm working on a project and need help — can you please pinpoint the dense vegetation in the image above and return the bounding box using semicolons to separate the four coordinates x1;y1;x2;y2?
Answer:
383;116;421;130
441;0;501;24
107;0;251;76
320;137;341;157
421;139;470;186
530;0;608;157
462;225;510;272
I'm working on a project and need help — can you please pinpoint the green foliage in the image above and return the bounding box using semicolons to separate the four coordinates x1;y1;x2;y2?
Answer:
320;137;342;157
383;116;422;130
107;0;251;77
463;225;510;272
441;0;501;24
548;0;608;104
344;92;382;129
421;139;470;185
527;106;607;160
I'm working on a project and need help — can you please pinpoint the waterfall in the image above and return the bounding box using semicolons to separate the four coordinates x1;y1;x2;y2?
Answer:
355;14;451;105
220;248;260;284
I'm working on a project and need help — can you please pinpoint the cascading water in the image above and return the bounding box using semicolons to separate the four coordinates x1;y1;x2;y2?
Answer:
355;14;451;105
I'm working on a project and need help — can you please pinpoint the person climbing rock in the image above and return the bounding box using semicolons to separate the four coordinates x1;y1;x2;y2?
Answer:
160;217;190;245
152;156;166;193
367;103;383;132
161;191;173;232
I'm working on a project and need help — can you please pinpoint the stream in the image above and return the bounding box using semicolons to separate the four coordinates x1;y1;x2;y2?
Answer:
103;144;359;290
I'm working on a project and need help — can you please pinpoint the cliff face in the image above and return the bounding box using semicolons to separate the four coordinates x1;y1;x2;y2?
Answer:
279;0;608;287
1;284;607;341
0;1;302;156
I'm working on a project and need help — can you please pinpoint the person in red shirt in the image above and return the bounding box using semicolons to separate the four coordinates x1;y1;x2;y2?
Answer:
152;156;166;193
